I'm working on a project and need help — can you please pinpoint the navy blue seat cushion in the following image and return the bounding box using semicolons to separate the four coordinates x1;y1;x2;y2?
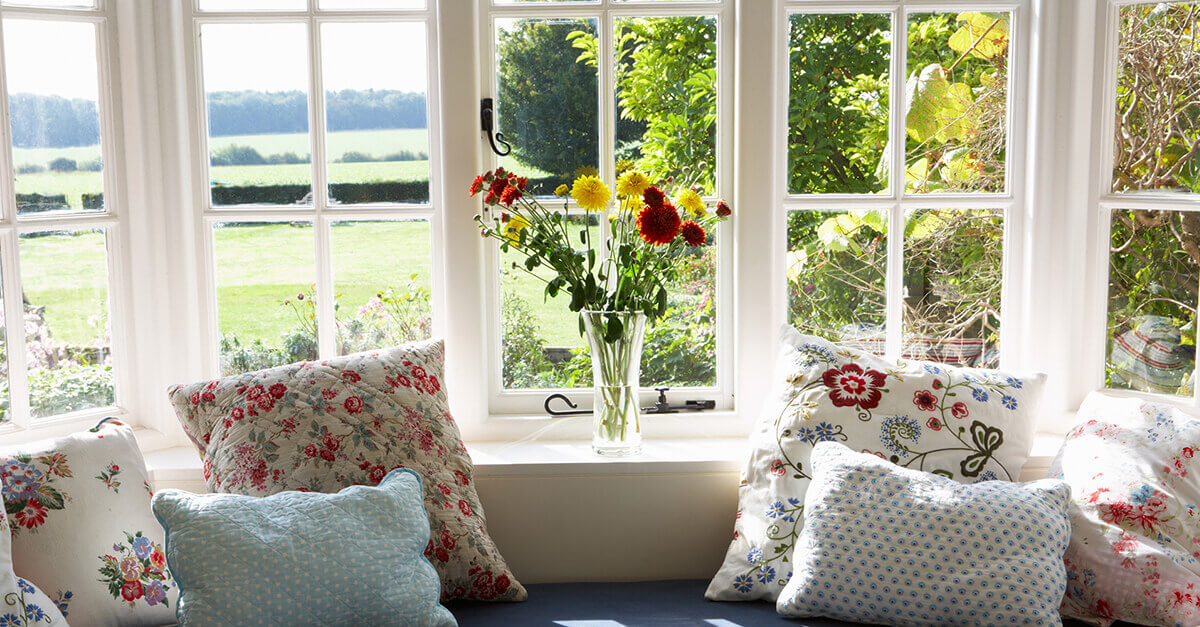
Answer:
447;579;1120;626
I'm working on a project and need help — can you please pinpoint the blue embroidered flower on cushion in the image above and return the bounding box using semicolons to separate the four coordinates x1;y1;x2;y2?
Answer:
0;613;20;627
757;566;777;584
747;547;762;564
793;344;835;368
132;536;153;559
972;388;989;402
1001;395;1017;410
732;574;753;594
1;460;43;502
813;422;837;443
16;579;34;595
795;427;815;445
24;603;46;622
767;501;785;519
53;591;72;617
1005;376;1023;388
880;416;921;458
923;364;942;375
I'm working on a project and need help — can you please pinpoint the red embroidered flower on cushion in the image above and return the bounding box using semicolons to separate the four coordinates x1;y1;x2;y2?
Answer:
913;390;938;412
458;499;473;516
768;459;786;477
342;371;362;383
14;500;47;529
268;383;287;399
821;363;887;411
950;402;969;420
120;580;143;602
926;417;943;431
343;396;364;414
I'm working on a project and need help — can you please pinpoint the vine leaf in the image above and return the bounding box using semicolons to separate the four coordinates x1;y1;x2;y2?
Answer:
906;63;951;143
949;13;1009;61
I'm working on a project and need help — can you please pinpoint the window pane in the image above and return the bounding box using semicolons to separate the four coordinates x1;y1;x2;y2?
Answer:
214;222;317;375
501;214;594;389
19;229;113;418
1106;209;1198;396
0;271;6;422
5;19;105;214
613;16;717;194
643;229;718;388
198;0;306;10
2;0;95;7
201;23;312;207
321;22;429;205
905;12;1010;194
787;13;891;195
332;220;432;355
902;208;1003;367
495;17;598;196
319;0;423;8
787;209;887;353
1113;3;1200;194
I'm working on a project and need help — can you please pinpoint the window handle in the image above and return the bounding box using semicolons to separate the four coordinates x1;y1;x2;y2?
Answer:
542;390;715;417
480;98;512;157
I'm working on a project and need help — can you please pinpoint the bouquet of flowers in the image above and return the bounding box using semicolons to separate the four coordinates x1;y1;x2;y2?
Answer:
470;166;731;455
470;168;731;340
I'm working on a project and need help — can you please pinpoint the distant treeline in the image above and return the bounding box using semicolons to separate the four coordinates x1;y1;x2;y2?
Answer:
9;89;428;148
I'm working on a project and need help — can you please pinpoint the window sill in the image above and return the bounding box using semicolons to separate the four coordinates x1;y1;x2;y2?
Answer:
142;433;1066;485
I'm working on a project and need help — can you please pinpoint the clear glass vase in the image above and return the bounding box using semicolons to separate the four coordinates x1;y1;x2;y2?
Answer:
581;310;646;456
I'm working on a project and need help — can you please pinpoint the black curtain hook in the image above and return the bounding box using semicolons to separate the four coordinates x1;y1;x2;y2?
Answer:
481;98;512;157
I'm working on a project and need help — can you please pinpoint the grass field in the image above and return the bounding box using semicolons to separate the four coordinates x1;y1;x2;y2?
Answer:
19;230;109;346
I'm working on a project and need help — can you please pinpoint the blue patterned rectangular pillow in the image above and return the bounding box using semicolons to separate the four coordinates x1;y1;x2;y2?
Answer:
152;468;457;626
777;441;1072;626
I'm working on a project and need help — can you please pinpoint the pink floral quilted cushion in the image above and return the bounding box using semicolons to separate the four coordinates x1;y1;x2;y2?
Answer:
167;339;526;602
1052;392;1200;626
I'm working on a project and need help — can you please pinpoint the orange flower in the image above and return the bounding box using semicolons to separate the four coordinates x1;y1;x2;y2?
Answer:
637;203;681;245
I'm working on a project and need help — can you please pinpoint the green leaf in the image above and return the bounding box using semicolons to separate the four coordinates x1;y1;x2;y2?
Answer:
949;13;1009;60
905;63;951;143
603;314;624;343
35;485;65;510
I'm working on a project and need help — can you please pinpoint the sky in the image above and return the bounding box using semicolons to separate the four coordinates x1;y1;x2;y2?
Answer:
0;17;429;101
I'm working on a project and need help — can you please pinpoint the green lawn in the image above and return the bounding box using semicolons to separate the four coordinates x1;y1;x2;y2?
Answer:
19;230;109;346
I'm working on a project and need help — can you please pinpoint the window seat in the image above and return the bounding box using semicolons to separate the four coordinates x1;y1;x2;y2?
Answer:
446;579;1115;626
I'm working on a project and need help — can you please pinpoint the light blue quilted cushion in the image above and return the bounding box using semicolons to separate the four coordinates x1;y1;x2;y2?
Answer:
152;468;457;627
777;441;1072;626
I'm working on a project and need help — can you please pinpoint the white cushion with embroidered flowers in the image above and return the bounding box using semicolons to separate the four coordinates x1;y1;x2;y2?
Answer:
0;499;68;627
168;339;526;602
0;419;175;626
705;325;1045;602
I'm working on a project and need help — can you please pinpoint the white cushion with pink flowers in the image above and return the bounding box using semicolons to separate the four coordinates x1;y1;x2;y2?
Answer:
1052;392;1200;626
167;339;526;602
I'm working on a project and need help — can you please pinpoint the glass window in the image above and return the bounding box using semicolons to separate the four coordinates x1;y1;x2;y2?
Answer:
197;0;306;11
787;13;891;195
213;222;317;375
905;12;1011;194
494;17;599;195
318;0;424;9
5;19;106;214
321;22;430;205
19;229;114;418
786;209;888;352
331;220;432;355
201;23;312;207
1112;3;1200;194
902;208;1003;367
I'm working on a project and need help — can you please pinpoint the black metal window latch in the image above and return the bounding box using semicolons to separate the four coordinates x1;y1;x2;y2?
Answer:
543;388;716;417
480;98;512;157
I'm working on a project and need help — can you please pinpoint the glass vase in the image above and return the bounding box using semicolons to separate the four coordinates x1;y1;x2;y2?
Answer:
581;310;646;456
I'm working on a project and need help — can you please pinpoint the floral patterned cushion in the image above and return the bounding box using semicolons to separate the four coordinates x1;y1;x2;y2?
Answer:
0;419;175;626
0;501;68;627
168;339;526;602
705;326;1045;602
1052;392;1200;626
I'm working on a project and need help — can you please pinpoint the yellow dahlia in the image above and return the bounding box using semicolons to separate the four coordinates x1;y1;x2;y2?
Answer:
571;176;611;213
616;171;651;199
676;189;706;218
554;184;570;197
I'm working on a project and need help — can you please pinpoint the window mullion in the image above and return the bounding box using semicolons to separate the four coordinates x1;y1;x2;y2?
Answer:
307;16;337;358
884;7;905;361
1;231;32;430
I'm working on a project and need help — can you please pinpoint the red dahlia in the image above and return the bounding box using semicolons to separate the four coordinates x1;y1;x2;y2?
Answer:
468;175;485;196
637;202;682;245
500;184;522;206
680;220;705;246
642;186;666;208
716;200;731;217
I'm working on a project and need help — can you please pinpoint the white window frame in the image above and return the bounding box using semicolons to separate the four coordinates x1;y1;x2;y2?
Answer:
774;0;1032;370
477;0;736;416
180;0;447;380
1082;0;1200;410
0;0;139;441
